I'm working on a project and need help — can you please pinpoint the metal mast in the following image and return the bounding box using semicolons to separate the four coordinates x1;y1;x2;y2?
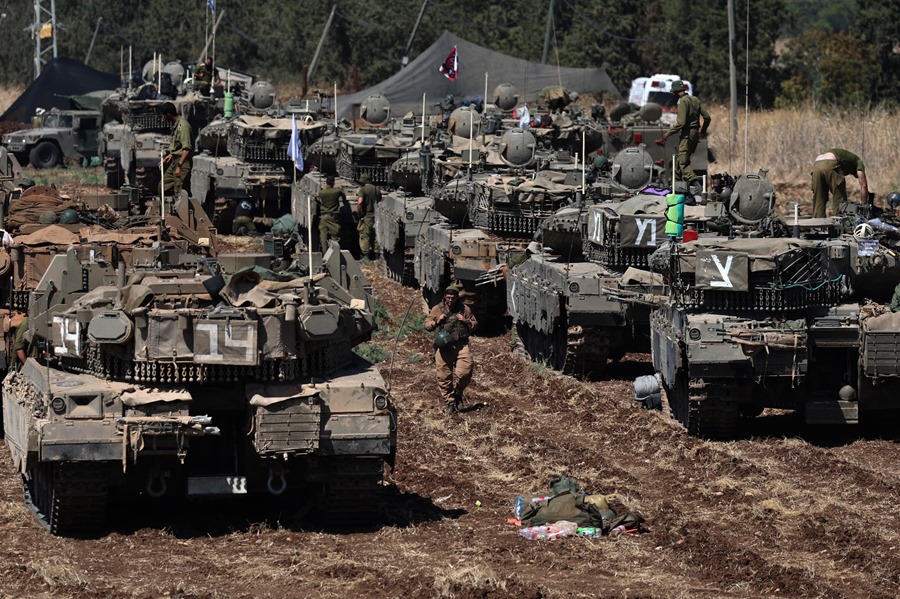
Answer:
33;0;58;79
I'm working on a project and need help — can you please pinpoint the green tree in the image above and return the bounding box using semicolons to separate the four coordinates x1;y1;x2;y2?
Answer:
775;30;870;108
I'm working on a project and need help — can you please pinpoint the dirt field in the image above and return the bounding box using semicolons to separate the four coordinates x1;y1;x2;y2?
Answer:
2;241;900;598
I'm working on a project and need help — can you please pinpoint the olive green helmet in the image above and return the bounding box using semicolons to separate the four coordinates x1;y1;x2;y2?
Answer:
59;209;79;224
39;210;58;224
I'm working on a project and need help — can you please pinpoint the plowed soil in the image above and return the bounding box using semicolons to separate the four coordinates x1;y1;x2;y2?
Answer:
2;256;900;599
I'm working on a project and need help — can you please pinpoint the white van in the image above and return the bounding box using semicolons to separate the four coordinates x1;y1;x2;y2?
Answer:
628;74;694;109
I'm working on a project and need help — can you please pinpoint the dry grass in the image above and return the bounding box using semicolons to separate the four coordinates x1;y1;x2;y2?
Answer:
0;86;24;116
706;104;900;199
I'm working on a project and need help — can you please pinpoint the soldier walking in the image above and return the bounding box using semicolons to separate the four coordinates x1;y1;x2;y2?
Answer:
424;286;477;415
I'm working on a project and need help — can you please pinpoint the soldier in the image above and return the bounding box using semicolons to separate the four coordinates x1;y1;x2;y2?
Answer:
356;175;380;259
160;102;192;199
810;148;869;218
13;316;30;367
318;175;345;252
232;199;256;235
193;57;214;96
424;285;477;415
660;80;710;194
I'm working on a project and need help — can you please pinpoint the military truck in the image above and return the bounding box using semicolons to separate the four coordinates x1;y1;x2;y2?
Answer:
649;183;900;438
2;110;104;169
2;221;396;535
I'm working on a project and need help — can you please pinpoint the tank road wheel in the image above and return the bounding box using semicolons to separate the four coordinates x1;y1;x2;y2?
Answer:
105;157;125;189
563;325;609;379
29;141;61;169
317;457;385;527
23;462;109;536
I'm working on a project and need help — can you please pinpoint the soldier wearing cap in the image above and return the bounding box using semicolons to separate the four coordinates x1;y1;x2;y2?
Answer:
160;101;192;198
661;80;710;194
424;285;478;415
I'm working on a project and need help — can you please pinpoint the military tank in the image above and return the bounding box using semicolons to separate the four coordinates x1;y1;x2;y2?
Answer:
192;83;329;232
649;185;900;438
2;232;396;535
100;90;215;196
508;171;771;377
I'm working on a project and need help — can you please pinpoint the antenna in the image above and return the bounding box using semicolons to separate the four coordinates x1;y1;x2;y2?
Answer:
743;0;750;175
84;16;102;66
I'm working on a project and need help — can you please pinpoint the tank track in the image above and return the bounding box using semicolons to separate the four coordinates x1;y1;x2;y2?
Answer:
317;457;385;527
382;247;416;286
668;375;739;440
515;321;610;378
23;462;109;536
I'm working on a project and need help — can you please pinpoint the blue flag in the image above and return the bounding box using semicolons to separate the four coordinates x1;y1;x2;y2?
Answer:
207;0;215;12
287;115;304;171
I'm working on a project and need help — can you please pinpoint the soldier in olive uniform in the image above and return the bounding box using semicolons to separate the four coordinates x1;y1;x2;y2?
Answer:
356;175;381;259
232;199;256;235
424;286;477;415
661;80;710;193
160;102;192;198
13;316;30;367
318;176;345;252
194;57;214;96
810;148;869;218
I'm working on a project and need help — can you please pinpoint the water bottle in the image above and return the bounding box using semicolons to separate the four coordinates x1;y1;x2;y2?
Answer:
513;496;526;520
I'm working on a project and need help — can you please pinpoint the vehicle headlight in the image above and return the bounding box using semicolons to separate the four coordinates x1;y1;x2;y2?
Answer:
569;282;580;293
51;397;67;415
688;327;702;340
374;394;389;410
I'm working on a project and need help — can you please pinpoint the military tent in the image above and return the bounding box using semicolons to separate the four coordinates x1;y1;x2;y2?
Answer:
0;58;120;123
338;31;619;120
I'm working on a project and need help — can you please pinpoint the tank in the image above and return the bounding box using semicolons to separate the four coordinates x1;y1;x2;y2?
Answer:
100;91;216;195
508;173;763;378
649;196;900;439
192;113;328;232
375;189;444;284
2;236;395;535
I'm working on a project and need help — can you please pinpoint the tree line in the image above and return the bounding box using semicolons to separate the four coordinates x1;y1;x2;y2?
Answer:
0;0;896;109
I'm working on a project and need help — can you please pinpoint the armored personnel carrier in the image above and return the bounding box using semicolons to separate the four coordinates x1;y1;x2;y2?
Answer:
2;229;396;535
649;184;900;438
508;172;770;377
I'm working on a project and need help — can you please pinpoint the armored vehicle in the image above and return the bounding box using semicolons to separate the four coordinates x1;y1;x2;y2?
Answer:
650;188;900;438
101;91;215;195
3;232;396;535
193;104;328;232
3;110;104;169
376;189;446;284
290;171;359;256
508;172;769;377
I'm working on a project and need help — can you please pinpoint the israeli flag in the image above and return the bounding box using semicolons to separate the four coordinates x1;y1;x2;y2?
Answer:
287;115;304;171
207;0;215;12
518;105;530;128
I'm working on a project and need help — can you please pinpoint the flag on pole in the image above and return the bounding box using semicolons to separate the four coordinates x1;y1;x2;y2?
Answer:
207;0;215;12
518;105;530;128
439;46;458;81
287;115;304;171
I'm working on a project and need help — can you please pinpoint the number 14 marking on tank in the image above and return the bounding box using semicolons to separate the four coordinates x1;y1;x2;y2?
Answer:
53;315;81;357
194;320;258;365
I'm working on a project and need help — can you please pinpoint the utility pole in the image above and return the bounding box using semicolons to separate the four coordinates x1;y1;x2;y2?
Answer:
84;16;102;66
401;0;429;68
542;0;555;64
309;5;336;81
33;0;58;79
